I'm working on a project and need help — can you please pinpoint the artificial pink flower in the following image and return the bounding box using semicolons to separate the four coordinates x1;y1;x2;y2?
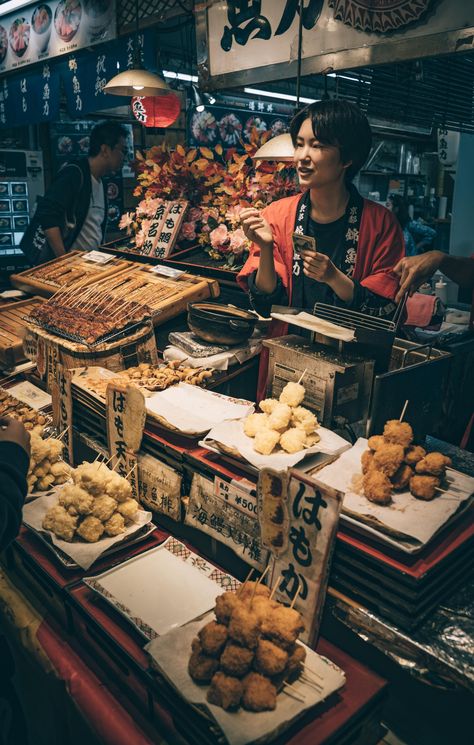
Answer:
225;204;244;224
134;230;145;248
119;212;134;231
188;207;202;222
180;221;197;241
229;228;247;254
137;198;162;218
204;207;219;222
210;223;229;248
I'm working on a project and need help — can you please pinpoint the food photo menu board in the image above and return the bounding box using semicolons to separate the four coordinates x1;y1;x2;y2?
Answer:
0;0;116;74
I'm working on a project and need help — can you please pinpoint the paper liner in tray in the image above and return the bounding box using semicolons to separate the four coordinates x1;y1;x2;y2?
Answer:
146;612;346;745
145;383;254;435
315;438;474;552
22;492;152;570
201;419;350;470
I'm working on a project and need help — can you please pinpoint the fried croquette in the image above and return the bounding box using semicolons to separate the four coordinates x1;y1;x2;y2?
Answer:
267;403;292;432
104;512;126;537
373;443;405;477
361;449;375;474
362;470;392;505
242;672;277;711
198;621;228;657
116;498;139;522
290;406;318;434
253;428;280;455
286;643;307;682
238;581;271;601
42;505;78;541
215;591;238;625
391;464;413;491
220;642;254;677
279;381;305;408
207;672;243;711
77;516;105;542
259;398;278;415
250;596;279;623
254;639;288;676
188;640;219;683
106;474;133;503
415;452;451;476
279;427;306;454
261;606;305;650
243;412;268;437
305;431;320;447
367;435;385;451
228;605;261;649
58;484;93;516
404;445;426;466
92;495;117;522
383;419;413;447
409;475;440;501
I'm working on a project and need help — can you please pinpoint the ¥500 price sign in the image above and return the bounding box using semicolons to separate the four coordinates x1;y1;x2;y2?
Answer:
214;477;258;517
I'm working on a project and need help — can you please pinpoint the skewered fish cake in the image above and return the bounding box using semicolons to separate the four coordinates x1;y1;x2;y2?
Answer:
244;412;268;437
261;606;305;650
391;464;413;491
254;639;288;676
361;449;375;474
215;591;239;625
259;398;278;415
242;672;277;712
290;406;318;434
367;435;384;451
43;505;77;542
254;428;280;455
279;427;306;454
116;498;139;521
77;516;105;543
220;642;254;677
405;445;426;466
383;420;414;448
267;403;292;432
104;512;126;537
198;621;228;657
207;672;243;710
92;495;118;522
228;605;261;649
279;382;305;408
410;475;440;501
373;443;405;477
362;470;392;505
415;452;451;476
188;639;219;683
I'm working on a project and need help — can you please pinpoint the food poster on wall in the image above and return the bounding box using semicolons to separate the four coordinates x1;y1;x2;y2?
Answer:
50;120;134;234
188;103;289;149
0;0;116;75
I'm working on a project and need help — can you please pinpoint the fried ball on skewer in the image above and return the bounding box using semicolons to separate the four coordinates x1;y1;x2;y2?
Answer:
77;516;105;542
198;621;228;657
242;672;277;712
104;512;126;537
279;382;305;408
405;445;426;466
254;639;288;676
250;596;279;623
361;450;375;474
305;432;321;447
253;428;280;455
92;495;117;522
391;464;413;491
220;642;254;677
267;403;292;432
43;505;78;542
280;427;306;454
383;420;414;448
117;498;139;522
106;474;133;503
261;606;305;650
207;672;243;711
409;475;440;501
415;452;451;476
367;435;384;451
238;581;271;602
228;605;261;649
290;406;318;434
259;398;279;415
373;443;405;477
58;484;93;516
286;643;307;682
215;591;238;625
188;639;219;684
362;470;392;505
243;412;268;437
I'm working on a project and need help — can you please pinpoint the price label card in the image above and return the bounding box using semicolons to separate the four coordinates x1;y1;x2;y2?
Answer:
214;476;258;517
150;265;185;279
83;250;114;264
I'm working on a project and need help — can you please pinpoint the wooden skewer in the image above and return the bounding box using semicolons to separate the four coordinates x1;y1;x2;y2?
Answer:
399;400;409;422
269;575;282;601
124;464;136;480
56;425;70;441
250;564;270;605
290;578;301;609
283;683;306;703
300;674;323;690
237;567;254;597
111;459;121;472
303;665;324;682
297;368;307;385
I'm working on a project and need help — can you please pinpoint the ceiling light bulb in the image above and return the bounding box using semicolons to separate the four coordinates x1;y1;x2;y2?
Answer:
196;103;205;113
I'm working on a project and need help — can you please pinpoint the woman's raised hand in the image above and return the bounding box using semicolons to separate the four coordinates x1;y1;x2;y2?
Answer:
239;208;273;251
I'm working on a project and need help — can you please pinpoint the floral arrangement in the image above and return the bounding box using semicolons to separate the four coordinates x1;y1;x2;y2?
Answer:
120;129;298;270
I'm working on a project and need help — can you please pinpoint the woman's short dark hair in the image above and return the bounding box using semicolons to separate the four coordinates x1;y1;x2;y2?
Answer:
290;100;372;181
89;121;128;156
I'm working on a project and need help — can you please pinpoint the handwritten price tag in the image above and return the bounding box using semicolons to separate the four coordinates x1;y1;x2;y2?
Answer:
83;250;114;264
150;265;185;279
214;476;258;517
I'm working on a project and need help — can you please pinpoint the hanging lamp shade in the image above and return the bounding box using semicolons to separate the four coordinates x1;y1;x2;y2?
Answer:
252;133;294;161
104;68;170;97
131;93;181;128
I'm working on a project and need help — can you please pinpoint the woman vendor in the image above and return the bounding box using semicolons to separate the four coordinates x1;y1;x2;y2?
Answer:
237;100;404;399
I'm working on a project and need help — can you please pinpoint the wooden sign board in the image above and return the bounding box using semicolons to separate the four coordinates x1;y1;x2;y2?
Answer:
185;472;268;571
258;468;343;647
140;199;188;258
51;364;73;464
137;453;182;522
106;382;146;499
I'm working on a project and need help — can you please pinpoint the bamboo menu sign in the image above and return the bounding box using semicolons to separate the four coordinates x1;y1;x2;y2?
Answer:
140;200;188;258
51;363;73;463
258;468;343;647
106;381;145;499
137;453;182;521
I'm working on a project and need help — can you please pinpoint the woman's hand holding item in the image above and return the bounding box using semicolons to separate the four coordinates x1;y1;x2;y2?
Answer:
240;208;273;251
300;249;354;303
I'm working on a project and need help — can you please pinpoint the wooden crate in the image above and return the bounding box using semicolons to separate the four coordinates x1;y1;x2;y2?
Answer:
84;263;220;326
0;297;45;369
10;251;130;298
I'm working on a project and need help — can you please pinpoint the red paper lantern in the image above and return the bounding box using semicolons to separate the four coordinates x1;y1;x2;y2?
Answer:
131;93;181;128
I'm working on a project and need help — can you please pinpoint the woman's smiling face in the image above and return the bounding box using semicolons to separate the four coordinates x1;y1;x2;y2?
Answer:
293;117;350;189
